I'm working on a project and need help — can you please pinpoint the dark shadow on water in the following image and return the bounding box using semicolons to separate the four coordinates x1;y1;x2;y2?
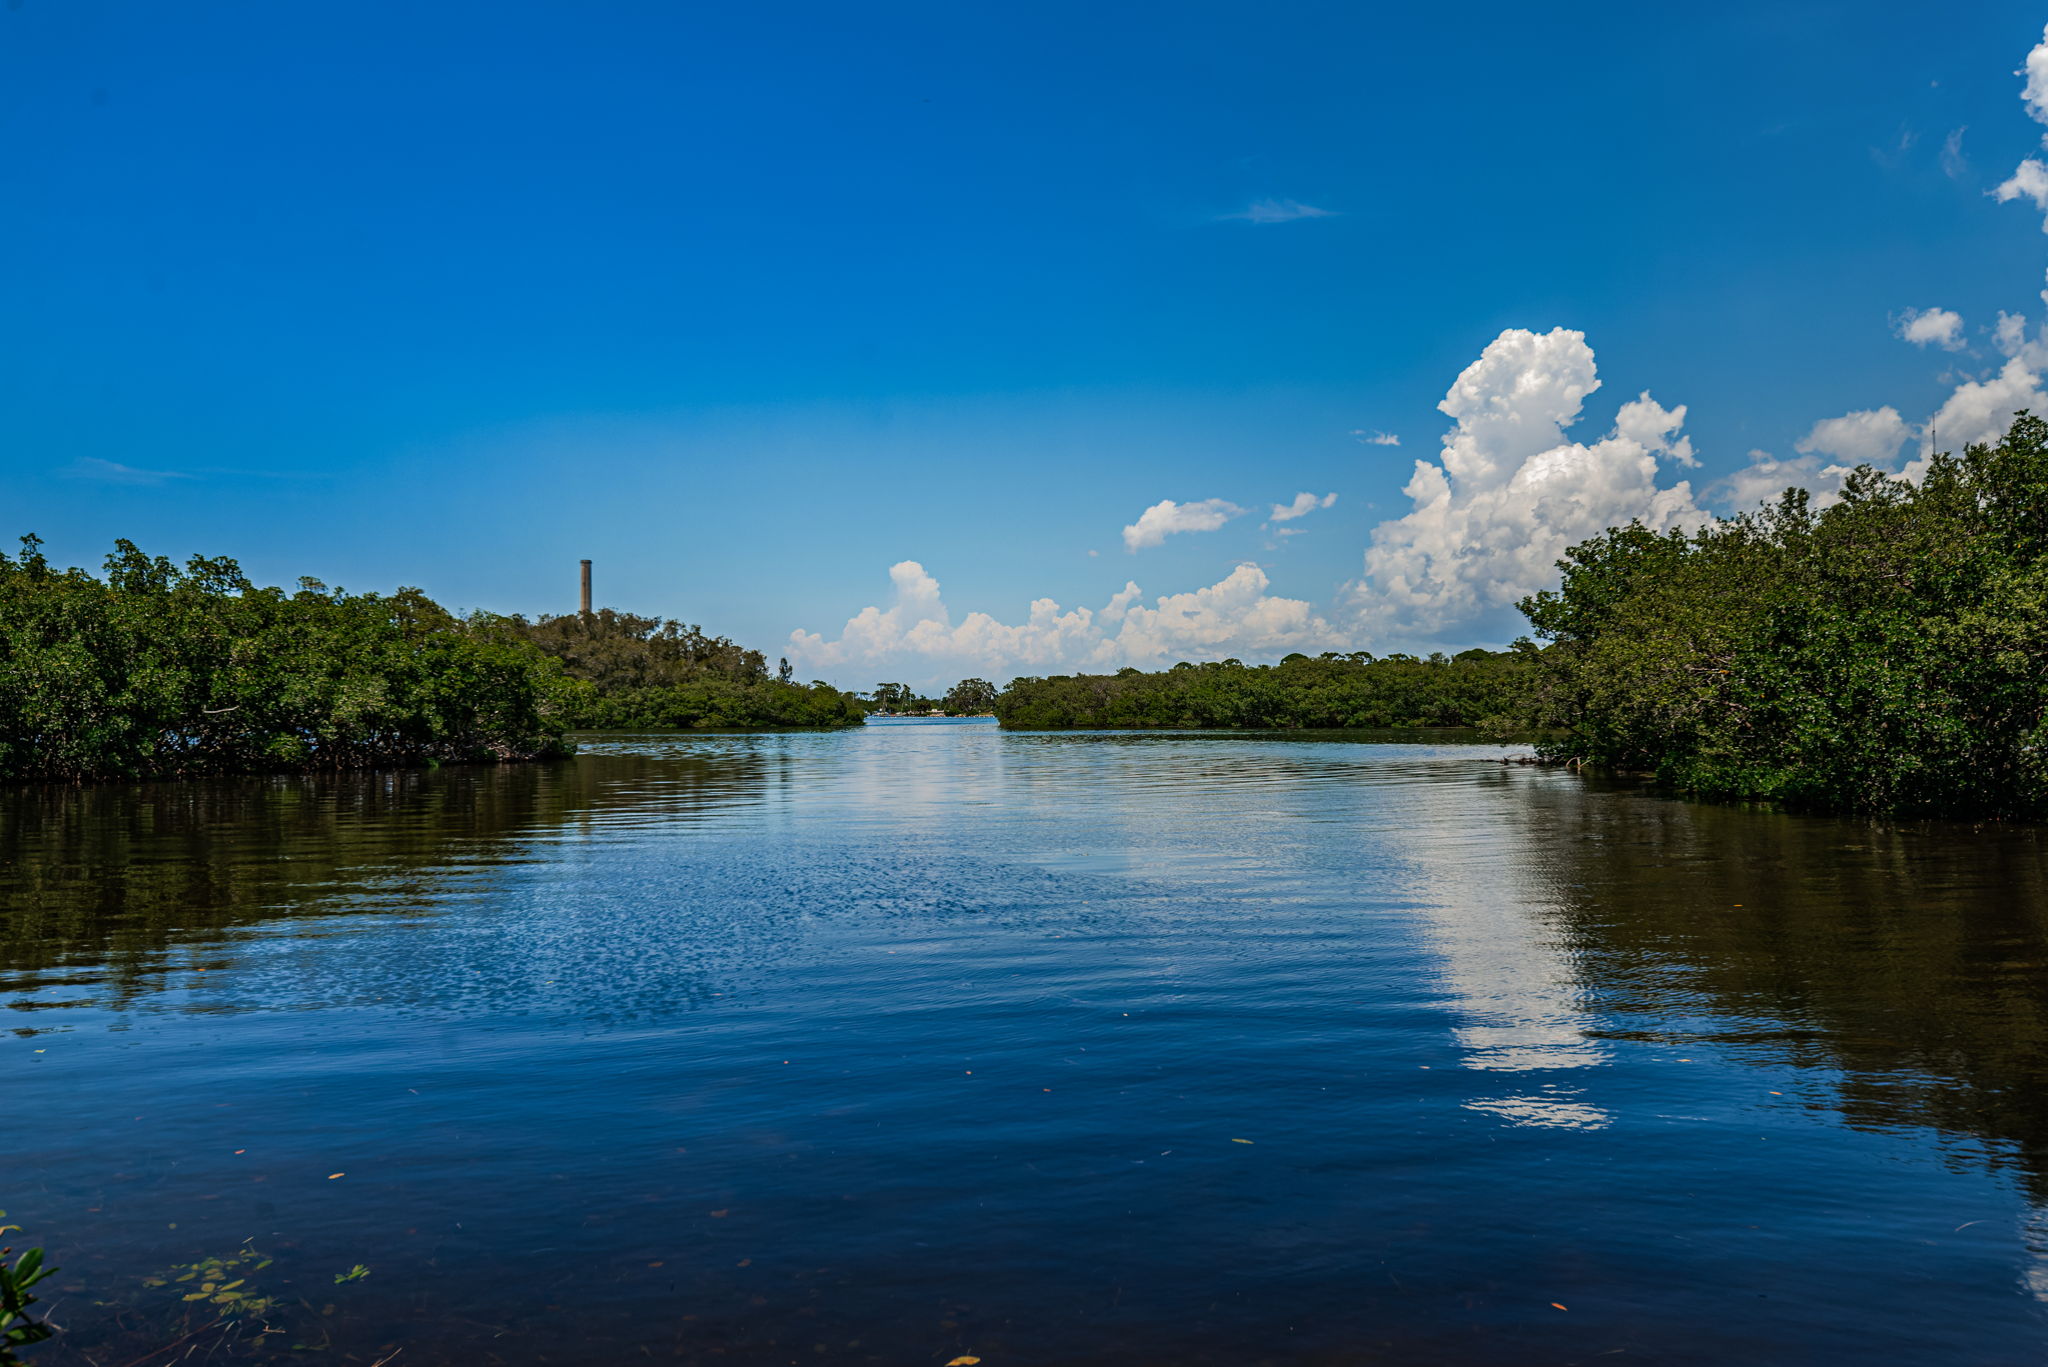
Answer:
1518;774;2048;1197
0;753;777;1011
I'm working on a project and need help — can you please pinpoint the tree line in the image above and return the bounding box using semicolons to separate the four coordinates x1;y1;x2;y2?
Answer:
1517;414;2048;818
514;608;866;730
0;539;863;784
863;678;999;716
21;401;2048;815
989;649;1534;731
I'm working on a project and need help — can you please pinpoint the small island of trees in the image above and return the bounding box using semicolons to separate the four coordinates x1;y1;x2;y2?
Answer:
991;648;1533;731
863;678;1000;716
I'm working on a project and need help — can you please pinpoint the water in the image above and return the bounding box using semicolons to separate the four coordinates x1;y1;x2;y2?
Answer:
5;722;2048;1365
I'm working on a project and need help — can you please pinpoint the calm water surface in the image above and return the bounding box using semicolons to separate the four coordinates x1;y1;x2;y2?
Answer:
6;722;2048;1365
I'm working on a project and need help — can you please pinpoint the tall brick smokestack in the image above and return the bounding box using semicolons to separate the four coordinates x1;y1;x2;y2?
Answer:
579;559;592;617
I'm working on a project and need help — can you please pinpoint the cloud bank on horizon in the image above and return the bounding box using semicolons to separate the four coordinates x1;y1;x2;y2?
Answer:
789;24;2048;688
786;559;1338;680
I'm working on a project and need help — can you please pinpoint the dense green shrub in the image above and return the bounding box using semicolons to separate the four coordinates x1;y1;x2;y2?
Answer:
0;537;576;782
1521;414;2048;817
994;648;1537;730
940;678;999;715
509;608;865;729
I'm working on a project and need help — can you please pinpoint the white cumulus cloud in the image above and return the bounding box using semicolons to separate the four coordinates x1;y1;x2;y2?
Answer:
1777;27;2048;495
1896;307;1966;350
1717;409;1914;514
791;26;2048;681
1996;159;2048;218
1918;357;2048;464
1795;407;1914;467
1268;491;1337;523
1770;312;2048;499
1716;449;1850;512
1348;327;1703;637
1121;497;1244;552
1996;26;2048;227
787;560;1339;686
2022;24;2048;123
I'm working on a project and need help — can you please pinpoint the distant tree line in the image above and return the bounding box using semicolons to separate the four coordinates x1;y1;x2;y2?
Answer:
1519;413;2048;818
862;678;999;716
511;609;865;730
990;649;1535;731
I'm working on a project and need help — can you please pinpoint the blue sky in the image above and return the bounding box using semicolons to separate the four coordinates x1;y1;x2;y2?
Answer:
7;1;2048;686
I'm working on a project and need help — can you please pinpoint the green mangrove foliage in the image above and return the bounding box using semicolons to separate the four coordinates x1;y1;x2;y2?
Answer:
511;609;865;729
1521;414;2048;817
0;1233;54;1366
0;538;575;783
993;648;1537;730
940;677;999;715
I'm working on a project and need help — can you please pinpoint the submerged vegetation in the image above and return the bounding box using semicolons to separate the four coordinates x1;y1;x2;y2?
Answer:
0;538;864;785
992;648;1536;731
0;1223;54;1366
1520;415;2048;818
